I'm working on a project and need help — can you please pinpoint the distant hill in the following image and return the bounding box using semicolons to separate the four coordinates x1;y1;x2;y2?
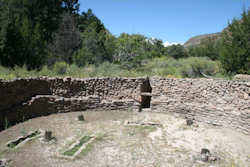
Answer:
183;32;221;48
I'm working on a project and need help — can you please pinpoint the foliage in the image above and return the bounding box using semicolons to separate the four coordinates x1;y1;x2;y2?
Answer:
49;12;81;64
0;56;222;80
141;57;180;77
0;1;248;76
177;57;219;78
141;56;219;78
113;33;165;69
0;0;63;69
53;62;68;75
219;9;250;74
187;38;222;60
73;9;113;66
63;136;92;156
62;0;80;14
165;44;188;59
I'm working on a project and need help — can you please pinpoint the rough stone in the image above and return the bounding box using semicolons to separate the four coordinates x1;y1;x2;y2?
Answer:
186;118;194;126
233;74;250;82
201;153;209;162
201;148;210;155
78;115;85;121
0;77;249;135
0;159;10;167
208;156;217;162
44;131;53;141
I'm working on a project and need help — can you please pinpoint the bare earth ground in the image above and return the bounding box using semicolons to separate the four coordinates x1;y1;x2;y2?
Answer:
0;110;250;167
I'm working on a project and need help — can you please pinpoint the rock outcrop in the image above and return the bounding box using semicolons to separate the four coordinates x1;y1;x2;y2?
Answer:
183;32;221;48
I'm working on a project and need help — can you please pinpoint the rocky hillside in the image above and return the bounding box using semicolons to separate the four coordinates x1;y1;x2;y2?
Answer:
183;32;221;48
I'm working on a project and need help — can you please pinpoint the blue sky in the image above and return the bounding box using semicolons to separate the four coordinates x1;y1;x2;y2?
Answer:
79;0;250;45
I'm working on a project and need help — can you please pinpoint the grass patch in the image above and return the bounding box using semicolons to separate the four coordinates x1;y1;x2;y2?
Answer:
7;130;41;149
126;125;157;137
78;134;106;157
63;136;93;156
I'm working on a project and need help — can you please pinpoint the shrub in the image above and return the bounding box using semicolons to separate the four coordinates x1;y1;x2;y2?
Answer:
142;57;180;77
165;44;188;59
38;66;56;77
53;62;68;75
66;64;82;77
0;57;223;79
177;57;218;78
95;62;121;77
12;65;37;78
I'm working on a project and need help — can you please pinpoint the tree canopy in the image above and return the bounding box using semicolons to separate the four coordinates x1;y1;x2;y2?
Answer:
219;9;250;74
0;1;248;76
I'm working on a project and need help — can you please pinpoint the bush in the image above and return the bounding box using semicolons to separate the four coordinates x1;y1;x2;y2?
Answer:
0;66;13;80
0;57;223;80
187;38;222;60
53;62;68;75
64;64;82;77
141;56;219;78
142;57;180;77
38;66;56;77
165;44;188;59
177;57;218;78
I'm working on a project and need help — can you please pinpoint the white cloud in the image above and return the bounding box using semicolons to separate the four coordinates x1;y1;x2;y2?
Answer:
163;41;181;47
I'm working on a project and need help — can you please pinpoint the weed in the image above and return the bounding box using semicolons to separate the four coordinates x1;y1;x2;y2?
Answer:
126;125;157;137
63;136;93;156
77;134;106;157
7;130;41;149
7;143;16;149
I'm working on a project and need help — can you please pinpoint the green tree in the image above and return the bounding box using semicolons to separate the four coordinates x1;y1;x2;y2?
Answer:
113;34;165;69
49;12;81;64
0;0;63;69
187;38;222;60
62;0;79;14
73;9;113;66
73;22;109;66
165;44;188;59
220;9;250;74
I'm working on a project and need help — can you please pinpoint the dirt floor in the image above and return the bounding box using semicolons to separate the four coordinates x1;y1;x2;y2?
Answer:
0;110;250;167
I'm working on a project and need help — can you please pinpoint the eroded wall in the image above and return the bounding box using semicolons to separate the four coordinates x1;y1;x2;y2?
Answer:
151;78;250;134
0;77;144;130
0;77;249;135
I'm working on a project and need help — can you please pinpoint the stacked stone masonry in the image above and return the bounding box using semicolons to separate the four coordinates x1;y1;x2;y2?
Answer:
150;78;250;134
0;77;249;135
